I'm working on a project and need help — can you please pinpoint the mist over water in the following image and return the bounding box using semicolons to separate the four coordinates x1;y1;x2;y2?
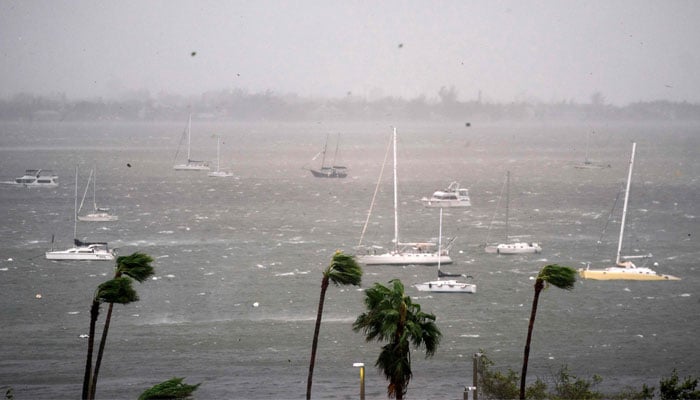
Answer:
0;120;698;399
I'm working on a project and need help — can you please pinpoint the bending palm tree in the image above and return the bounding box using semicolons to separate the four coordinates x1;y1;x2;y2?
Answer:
353;279;441;400
520;264;576;400
306;251;362;400
82;277;139;399
83;252;154;400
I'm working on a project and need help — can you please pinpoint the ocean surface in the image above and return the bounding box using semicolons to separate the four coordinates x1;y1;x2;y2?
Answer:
0;119;698;399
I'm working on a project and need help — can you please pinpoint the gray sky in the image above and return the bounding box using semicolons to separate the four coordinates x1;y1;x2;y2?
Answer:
1;0;699;105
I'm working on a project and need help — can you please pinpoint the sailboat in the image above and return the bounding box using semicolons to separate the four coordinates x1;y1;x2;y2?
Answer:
579;143;680;281
307;134;348;178
173;114;211;171
208;135;234;178
78;168;118;222
46;166;116;261
355;127;453;266
484;171;542;254
415;209;476;293
574;129;610;169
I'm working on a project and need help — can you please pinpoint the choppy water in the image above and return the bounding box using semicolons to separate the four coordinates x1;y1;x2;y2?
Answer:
0;119;698;399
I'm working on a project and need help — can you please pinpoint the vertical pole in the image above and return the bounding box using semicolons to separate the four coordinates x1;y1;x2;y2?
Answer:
353;363;365;400
473;352;482;400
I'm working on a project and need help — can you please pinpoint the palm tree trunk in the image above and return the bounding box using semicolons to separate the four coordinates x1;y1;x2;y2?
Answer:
306;276;329;400
89;303;114;400
82;300;100;400
520;279;544;399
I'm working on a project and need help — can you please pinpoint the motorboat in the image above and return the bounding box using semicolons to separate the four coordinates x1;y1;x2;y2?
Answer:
4;169;59;187
421;181;471;207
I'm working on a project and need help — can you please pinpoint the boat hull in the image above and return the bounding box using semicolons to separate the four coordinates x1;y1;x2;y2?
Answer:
46;249;115;261
487;242;542;254
174;161;210;171
208;171;234;177
421;199;471;207
78;213;118;222
579;267;680;281
356;252;452;266
415;280;476;293
310;167;347;178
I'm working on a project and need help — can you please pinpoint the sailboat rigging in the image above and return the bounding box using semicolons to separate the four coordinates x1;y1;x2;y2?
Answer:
579;142;680;281
484;171;542;254
174;114;211;171
356;127;453;266
78;167;118;222
208;134;234;178
307;134;348;178
415;208;476;293
46;166;115;261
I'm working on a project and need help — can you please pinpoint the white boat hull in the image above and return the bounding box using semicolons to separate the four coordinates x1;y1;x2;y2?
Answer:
415;280;476;293
174;163;210;171
579;266;680;281
208;171;234;177
421;198;471;207
356;252;452;266
46;246;115;261
487;242;542;254
78;213;118;222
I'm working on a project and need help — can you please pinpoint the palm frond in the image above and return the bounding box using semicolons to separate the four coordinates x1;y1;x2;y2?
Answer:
116;252;155;282
138;377;200;400
97;277;138;304
327;251;362;286
538;264;577;290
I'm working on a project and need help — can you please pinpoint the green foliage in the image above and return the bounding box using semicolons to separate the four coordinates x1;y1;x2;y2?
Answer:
609;384;655;400
325;250;362;287
538;264;577;290
138;377;200;400
96;277;138;304
2;386;13;400
353;279;441;399
549;365;603;400
116;252;155;282
660;369;700;400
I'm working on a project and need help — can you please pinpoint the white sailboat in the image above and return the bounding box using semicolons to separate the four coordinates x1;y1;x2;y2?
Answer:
415;209;476;293
174;114;211;171
356;127;453;266
574;129;609;169
208;135;234;178
46;166;115;261
485;171;541;254
579;143;680;281
78;168;118;222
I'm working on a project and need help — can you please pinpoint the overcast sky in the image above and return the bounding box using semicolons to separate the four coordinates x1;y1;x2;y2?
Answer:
1;0;699;105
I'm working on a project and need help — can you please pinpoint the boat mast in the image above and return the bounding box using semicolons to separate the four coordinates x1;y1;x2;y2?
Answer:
505;171;510;242
92;166;97;211
616;142;636;265
392;127;399;253
437;208;443;277
216;135;221;172
320;134;328;169
332;133;340;167
187;114;192;161
73;165;78;239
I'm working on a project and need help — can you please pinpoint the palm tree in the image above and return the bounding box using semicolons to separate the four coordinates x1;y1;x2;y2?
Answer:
353;279;441;400
520;264;577;400
306;251;362;400
82;252;154;400
82;277;139;399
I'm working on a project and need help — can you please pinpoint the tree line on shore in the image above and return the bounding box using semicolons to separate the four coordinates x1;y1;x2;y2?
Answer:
2;89;700;122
